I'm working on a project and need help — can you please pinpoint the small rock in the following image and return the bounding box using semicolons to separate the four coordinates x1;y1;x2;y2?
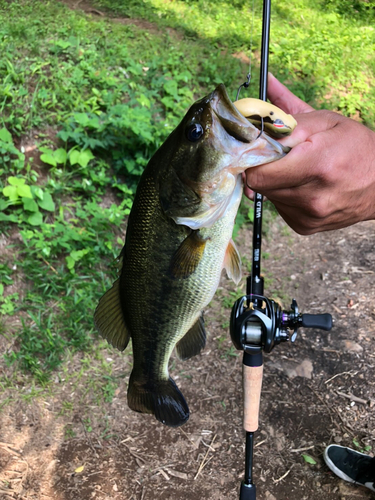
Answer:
264;492;277;500
294;359;314;378
340;340;363;353
268;359;313;379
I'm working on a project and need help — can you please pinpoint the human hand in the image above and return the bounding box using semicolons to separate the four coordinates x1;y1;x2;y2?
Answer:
244;73;375;234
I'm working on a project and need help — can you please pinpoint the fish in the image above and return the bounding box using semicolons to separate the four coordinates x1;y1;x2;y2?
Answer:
94;84;288;428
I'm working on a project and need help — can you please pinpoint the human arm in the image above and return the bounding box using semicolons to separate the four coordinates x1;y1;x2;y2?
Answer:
244;73;375;234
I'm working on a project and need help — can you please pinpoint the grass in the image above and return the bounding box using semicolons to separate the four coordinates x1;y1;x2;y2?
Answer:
95;0;375;124
0;0;374;391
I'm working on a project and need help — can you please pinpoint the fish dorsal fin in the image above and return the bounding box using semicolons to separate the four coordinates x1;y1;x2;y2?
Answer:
175;314;206;360
94;279;130;351
170;231;207;279
224;239;242;285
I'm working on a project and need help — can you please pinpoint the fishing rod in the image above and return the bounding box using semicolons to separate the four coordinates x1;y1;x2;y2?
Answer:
231;1;333;498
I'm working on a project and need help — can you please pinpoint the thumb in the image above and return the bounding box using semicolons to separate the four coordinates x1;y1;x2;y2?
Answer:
267;73;314;115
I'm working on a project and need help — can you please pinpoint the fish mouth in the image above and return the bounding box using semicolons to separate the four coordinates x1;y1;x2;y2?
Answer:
212;84;289;159
213;84;255;143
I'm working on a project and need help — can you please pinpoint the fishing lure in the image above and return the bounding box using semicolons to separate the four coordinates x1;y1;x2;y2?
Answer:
234;98;297;138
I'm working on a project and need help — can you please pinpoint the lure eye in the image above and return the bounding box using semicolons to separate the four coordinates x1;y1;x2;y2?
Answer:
186;123;204;142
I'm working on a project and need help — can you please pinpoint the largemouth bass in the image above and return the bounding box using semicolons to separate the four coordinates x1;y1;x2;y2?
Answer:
94;84;287;427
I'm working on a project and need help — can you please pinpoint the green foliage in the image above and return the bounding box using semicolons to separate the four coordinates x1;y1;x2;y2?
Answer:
352;438;372;453
321;0;375;21
1;175;55;225
96;0;375;124
0;127;25;173
0;0;374;385
0;264;18;316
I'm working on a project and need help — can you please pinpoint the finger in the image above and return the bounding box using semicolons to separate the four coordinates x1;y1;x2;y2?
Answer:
267;73;314;115
243;174;269;201
270;109;344;149
274;201;355;235
269;201;326;235
243;183;255;200
242;172;255;200
243;184;268;202
246;141;318;192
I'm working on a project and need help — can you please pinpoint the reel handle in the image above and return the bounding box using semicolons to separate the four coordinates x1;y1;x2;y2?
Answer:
301;313;332;331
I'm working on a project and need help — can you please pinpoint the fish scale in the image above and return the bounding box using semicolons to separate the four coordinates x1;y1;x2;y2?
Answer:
121;170;237;376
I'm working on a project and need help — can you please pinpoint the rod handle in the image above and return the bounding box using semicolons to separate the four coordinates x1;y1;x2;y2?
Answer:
243;364;263;432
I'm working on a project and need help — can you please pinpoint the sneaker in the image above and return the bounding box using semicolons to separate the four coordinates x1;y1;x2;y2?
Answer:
324;444;375;492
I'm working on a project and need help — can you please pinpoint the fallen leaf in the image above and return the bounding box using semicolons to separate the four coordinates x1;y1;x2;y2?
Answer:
302;454;316;465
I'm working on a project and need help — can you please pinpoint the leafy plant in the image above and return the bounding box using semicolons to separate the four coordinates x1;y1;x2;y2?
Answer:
1;176;55;225
0;127;25;173
39;146;95;169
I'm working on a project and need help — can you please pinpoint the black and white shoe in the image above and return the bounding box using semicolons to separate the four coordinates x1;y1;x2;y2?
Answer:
324;444;375;492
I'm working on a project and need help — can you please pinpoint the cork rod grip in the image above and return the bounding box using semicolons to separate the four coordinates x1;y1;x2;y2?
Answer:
243;364;264;432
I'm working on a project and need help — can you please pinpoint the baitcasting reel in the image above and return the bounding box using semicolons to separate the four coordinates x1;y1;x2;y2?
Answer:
230;295;333;354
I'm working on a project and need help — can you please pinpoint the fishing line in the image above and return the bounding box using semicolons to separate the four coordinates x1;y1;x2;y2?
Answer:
235;0;256;101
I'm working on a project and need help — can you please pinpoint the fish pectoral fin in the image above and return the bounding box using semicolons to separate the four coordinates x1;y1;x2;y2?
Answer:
176;314;206;361
224;239;242;285
127;373;189;428
94;279;130;351
169;231;208;279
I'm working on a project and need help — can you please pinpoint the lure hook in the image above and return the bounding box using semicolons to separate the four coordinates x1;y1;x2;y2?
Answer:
236;73;251;101
256;116;264;139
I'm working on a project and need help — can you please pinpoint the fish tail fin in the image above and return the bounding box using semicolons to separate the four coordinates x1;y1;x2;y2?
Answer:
127;373;189;427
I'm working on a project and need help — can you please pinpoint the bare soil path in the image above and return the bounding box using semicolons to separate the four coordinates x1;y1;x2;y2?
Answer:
1;215;375;500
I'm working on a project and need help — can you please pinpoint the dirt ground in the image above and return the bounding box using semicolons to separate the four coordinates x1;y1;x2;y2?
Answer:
1;2;375;500
1;214;375;500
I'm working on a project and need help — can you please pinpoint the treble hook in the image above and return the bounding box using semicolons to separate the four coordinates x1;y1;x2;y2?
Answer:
236;73;264;138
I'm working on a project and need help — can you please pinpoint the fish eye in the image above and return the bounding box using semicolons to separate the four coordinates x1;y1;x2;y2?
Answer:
186;123;204;142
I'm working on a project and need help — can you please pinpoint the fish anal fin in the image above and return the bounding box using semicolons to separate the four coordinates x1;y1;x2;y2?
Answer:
224;239;242;285
170;231;208;279
127;373;189;428
176;315;206;361
94;279;130;351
